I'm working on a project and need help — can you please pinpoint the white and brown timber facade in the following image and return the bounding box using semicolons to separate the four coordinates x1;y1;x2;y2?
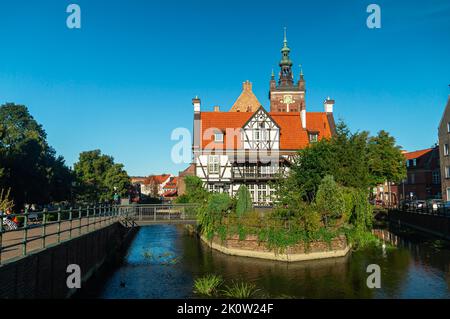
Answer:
191;32;337;206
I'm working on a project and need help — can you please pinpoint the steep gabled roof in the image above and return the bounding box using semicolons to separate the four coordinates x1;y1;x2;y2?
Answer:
229;81;262;112
404;148;433;160
200;111;333;150
271;112;333;149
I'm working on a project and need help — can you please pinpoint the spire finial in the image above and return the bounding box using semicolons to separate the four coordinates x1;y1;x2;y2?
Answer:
283;27;287;44
299;64;303;76
271;68;275;78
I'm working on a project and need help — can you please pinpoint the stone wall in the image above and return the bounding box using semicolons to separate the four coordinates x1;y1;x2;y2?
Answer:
203;234;350;262
0;222;136;299
389;210;450;240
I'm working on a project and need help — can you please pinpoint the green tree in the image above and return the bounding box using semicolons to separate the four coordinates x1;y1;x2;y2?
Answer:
236;185;252;217
286;121;371;202
0;103;74;210
74;150;130;203
176;175;209;204
315;175;346;226
368;130;406;206
197;192;233;239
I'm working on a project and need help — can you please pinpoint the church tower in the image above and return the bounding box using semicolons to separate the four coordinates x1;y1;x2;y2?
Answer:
269;28;306;114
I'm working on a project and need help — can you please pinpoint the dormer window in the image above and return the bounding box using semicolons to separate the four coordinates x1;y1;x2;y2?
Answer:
308;132;319;143
214;132;223;142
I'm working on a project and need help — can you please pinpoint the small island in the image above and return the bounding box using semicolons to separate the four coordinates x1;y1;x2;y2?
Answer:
178;122;402;262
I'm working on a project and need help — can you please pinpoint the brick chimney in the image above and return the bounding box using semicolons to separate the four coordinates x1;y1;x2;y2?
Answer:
243;80;252;92
213;105;220;112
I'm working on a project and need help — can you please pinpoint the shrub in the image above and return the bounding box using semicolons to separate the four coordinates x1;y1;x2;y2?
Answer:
198;193;233;239
236;185;252;217
222;281;259;299
315;175;346;226
193;274;223;296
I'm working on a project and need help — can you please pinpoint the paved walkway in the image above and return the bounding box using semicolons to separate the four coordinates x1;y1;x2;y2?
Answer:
0;216;117;264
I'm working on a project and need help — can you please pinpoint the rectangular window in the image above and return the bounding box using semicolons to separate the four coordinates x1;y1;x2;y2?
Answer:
447;188;450;201
412;159;417;167
207;184;221;193
432;171;441;184
447;122;450;133
406;160;410;168
446;166;450;179
445;144;449;156
254;129;260;141
214;133;223;142
309;133;319;143
409;173;415;184
208;155;220;174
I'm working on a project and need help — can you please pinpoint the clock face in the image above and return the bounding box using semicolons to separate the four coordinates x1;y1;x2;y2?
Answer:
282;95;294;105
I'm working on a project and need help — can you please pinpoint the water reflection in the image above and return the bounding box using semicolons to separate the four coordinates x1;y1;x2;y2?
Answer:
95;225;450;299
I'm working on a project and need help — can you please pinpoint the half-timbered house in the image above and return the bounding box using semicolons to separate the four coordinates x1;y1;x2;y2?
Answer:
191;31;337;206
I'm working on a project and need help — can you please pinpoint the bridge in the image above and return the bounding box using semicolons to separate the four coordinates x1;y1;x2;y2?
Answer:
0;204;198;265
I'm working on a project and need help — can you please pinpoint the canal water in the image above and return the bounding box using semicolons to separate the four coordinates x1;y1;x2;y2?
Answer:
89;225;450;299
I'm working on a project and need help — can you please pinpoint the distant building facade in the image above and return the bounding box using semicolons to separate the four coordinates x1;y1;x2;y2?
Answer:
438;96;450;201
397;147;441;201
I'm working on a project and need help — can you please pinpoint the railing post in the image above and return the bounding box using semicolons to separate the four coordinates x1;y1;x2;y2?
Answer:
22;208;28;256
78;207;82;235
69;207;73;240
57;207;61;243
154;207;156;221
86;205;90;232
42;208;47;248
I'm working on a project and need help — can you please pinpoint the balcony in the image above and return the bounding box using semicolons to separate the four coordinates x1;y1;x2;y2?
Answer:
231;166;280;180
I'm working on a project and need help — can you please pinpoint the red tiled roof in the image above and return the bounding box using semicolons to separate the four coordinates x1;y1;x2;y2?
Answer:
143;174;171;185
164;177;178;190
404;148;433;160
200;111;333;150
162;190;177;198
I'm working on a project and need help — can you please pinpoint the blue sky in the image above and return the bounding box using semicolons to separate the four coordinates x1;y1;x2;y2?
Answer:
0;0;449;176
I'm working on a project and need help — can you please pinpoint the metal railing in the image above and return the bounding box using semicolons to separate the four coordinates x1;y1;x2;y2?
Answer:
117;204;198;222
398;202;450;217
0;205;128;265
0;204;199;265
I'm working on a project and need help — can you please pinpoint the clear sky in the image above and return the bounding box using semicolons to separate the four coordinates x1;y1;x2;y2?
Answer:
0;0;449;176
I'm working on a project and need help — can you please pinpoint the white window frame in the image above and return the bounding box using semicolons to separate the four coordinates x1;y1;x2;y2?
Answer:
309;133;319;143
445;144;449;156
214;132;223;143
447;122;450;133
446;166;450;179
412;159;417;167
208;155;220;174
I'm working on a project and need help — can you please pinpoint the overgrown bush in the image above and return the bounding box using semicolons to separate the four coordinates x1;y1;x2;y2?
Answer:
198;192;233;240
236;185;252;218
315;175;346;227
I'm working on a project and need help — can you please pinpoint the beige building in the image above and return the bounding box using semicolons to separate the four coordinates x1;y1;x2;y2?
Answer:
438;95;450;201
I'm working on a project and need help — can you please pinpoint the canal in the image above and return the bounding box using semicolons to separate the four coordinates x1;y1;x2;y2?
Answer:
84;224;450;299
